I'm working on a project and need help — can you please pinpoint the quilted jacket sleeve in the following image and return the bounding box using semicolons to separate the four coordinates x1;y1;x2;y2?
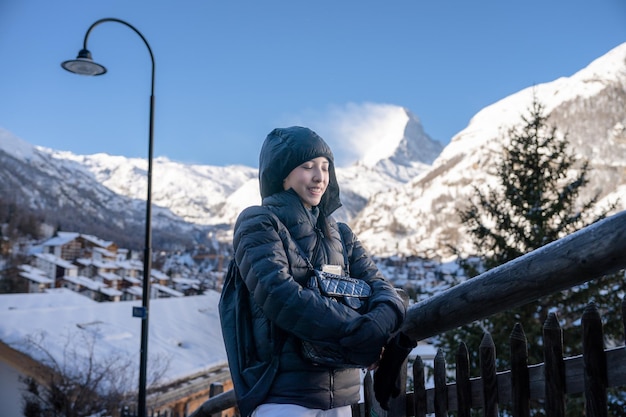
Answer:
234;206;363;345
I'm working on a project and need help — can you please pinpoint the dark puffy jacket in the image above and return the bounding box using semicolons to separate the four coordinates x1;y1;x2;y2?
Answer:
232;189;406;410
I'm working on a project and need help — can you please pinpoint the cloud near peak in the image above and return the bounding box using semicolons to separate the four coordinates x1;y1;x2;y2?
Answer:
283;102;409;168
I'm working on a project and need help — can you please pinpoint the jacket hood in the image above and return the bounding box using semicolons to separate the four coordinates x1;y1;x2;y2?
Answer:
259;126;342;215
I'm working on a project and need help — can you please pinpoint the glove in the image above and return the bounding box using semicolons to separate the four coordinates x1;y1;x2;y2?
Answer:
373;331;417;410
339;305;398;366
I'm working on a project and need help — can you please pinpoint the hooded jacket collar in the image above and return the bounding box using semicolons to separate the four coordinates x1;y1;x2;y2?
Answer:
258;126;342;215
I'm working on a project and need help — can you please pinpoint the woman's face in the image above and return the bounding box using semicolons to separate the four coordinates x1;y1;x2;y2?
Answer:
283;156;329;209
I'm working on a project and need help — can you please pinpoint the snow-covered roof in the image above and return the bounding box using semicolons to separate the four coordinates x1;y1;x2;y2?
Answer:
80;234;114;249
99;286;123;297
117;260;143;271
18;264;47;275
63;275;107;291
61;275;122;297
91;259;119;269
19;269;53;284
124;276;142;285
99;272;122;281
42;232;79;247
93;246;116;258
151;269;169;280
75;258;92;266
126;286;144;297
152;283;184;298
172;277;201;285
0;291;226;384
34;253;77;270
41;233;114;250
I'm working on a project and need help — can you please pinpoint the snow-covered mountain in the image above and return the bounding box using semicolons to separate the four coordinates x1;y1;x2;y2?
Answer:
59;108;440;227
0;131;210;250
0;107;441;248
352;42;626;258
2;43;626;257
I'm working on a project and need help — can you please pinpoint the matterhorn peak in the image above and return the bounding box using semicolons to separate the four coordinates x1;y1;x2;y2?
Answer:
385;109;442;167
353;106;442;168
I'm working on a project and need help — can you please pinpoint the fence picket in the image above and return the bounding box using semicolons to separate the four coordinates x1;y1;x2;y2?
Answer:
479;332;498;417
433;349;448;416
413;355;426;417
582;303;608;417
455;342;471;417
543;312;566;417
510;322;530;417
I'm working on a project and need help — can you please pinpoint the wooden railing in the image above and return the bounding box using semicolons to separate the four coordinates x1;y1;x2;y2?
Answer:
188;210;626;417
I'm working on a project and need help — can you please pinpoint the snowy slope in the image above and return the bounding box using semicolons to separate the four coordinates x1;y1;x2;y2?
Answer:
0;290;227;384
352;42;626;257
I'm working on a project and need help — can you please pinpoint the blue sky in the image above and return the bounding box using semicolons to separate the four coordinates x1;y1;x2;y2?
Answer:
1;0;625;168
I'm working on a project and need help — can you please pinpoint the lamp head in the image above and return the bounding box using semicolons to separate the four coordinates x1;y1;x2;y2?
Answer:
61;49;107;76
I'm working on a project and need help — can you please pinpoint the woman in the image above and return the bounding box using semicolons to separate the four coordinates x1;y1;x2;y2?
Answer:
226;126;406;417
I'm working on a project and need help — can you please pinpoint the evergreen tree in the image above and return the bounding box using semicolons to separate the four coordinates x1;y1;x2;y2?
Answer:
437;97;623;412
461;98;610;268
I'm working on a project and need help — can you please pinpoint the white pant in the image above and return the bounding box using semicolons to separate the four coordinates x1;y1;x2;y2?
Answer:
251;403;352;417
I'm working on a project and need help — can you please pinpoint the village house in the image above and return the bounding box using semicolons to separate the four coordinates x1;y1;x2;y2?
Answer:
33;252;78;286
11;231;193;303
41;232;118;261
17;264;53;293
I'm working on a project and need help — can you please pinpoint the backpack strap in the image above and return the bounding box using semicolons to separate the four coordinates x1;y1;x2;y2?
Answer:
337;222;353;276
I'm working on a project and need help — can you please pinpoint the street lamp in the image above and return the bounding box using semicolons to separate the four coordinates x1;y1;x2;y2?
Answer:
62;18;155;417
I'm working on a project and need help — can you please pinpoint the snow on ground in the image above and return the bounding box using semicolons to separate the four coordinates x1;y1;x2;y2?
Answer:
0;288;227;386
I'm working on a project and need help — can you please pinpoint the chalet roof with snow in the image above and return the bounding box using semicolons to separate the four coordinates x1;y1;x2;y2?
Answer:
18;265;53;284
152;283;184;298
42;232;80;247
34;253;77;270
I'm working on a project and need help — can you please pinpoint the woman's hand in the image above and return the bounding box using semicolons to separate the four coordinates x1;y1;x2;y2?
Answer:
339;305;397;366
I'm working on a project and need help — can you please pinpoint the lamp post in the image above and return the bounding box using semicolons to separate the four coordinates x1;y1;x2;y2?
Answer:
62;18;155;417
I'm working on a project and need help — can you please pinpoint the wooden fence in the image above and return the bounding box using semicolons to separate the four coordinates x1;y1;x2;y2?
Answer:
180;210;626;416
359;301;626;417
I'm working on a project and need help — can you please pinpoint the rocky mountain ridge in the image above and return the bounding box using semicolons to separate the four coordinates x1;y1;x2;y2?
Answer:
2;43;625;257
0;107;441;250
